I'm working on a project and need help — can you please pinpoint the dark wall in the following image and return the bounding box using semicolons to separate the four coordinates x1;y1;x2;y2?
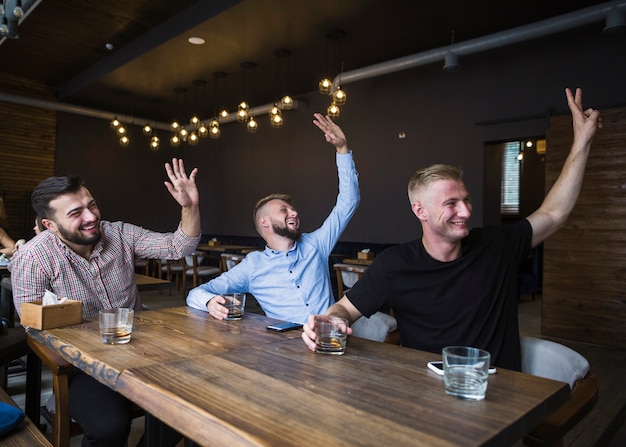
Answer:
55;30;626;243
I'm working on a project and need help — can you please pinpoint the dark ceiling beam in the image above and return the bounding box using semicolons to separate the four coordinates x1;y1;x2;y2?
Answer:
59;0;243;99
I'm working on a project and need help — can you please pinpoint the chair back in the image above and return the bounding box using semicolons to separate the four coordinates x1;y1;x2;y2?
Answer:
520;336;589;389
333;263;367;298
521;336;598;447
220;253;245;272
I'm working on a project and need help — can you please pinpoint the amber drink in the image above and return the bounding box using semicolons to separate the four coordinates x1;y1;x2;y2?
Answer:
99;308;134;344
314;315;348;355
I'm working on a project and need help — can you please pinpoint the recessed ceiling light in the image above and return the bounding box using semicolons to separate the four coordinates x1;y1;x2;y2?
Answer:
105;43;114;51
188;37;205;45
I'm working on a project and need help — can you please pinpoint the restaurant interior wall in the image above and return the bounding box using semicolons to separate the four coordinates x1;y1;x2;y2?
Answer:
48;29;626;246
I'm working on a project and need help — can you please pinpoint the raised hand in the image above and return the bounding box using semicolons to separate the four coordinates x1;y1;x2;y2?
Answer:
566;87;602;147
313;113;348;153
164;158;199;208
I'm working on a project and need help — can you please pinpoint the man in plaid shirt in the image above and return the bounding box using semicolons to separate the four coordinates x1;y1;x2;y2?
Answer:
10;158;201;447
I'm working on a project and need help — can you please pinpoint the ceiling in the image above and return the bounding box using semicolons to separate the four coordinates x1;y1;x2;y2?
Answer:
0;0;617;124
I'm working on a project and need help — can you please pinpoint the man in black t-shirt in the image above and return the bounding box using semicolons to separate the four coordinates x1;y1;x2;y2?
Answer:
302;88;602;370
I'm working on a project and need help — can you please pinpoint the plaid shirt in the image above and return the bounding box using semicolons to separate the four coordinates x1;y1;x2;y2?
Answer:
9;220;200;317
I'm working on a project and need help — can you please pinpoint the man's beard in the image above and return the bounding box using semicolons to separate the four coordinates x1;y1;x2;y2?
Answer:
57;221;102;246
271;222;301;242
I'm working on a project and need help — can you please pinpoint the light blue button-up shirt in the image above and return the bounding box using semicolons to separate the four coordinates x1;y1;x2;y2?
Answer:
187;152;359;323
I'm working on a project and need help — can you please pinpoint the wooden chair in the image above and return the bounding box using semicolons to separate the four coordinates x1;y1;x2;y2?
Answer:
333;262;367;298
134;256;150;276
183;251;220;295
220;253;245;273
521;336;599;447
26;336;79;447
156;258;185;294
333;263;400;345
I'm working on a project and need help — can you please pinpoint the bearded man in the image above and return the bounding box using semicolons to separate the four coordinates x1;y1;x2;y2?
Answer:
187;113;359;324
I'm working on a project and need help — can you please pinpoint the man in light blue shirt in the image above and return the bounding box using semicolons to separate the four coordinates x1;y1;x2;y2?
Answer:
187;113;359;323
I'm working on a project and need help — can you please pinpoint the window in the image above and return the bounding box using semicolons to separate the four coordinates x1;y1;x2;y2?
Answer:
501;141;521;215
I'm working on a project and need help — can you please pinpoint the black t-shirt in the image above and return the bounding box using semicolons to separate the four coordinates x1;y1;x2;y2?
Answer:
347;220;532;370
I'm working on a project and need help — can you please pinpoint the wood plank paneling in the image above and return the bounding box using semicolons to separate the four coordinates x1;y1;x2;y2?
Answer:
0;74;55;240
543;106;626;348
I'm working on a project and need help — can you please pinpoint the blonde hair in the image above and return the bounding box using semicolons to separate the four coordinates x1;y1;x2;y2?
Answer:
407;164;463;203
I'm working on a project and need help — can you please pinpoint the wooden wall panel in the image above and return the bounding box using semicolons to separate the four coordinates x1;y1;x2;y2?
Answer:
543;106;626;348
0;75;56;240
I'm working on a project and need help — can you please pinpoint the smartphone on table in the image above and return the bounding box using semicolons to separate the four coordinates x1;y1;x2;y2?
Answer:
266;321;303;332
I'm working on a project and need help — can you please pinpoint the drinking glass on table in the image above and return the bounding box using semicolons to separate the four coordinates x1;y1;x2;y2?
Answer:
442;346;490;401
223;293;246;320
313;315;349;355
99;308;134;344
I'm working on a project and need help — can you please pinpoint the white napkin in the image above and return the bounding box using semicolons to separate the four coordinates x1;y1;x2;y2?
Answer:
360;248;370;253
42;289;68;305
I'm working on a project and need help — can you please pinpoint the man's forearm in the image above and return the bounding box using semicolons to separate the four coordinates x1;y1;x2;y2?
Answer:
180;205;201;237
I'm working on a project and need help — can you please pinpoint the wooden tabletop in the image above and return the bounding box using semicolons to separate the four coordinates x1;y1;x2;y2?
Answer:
30;307;570;447
196;244;259;253
342;257;374;266
134;273;173;292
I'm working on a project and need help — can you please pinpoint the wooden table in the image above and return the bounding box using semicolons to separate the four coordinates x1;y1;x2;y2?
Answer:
29;307;570;447
196;244;259;254
134;273;173;292
342;257;374;266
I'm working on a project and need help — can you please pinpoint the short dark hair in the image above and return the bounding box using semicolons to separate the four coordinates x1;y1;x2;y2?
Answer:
31;176;87;220
252;193;292;233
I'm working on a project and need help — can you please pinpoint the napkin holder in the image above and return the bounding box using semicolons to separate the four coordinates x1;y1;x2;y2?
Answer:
357;251;374;260
20;300;82;330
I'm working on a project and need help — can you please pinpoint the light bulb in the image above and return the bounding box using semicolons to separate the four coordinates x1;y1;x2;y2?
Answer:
209;118;219;128
171;120;180;132
190;115;200;126
237;108;248;122
120;135;129;147
170;134;180;147
150;136;160;151
238;101;249;111
219;109;229;121
271;114;284;128
179;127;188;138
327;102;340;117
13;1;23;19
117;126;126;136
1;17;9;36
142;124;152;136
247;117;258;133
319;78;332;94
188;131;199;145
269;105;280;117
198;123;208;137
110;118;120;129
332;87;347;105
281;95;294;110
209;125;220;139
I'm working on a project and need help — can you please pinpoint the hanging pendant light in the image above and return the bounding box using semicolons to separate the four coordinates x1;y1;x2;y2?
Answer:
319;30;345;94
179;127;189;140
209;123;221;139
117;125;127;136
328;102;340;118
237;102;249;122
13;0;23;18
271;113;284;128
247;116;258;133
281;95;293;110
332;86;347;105
170;134;181;147
142;124;152;136
238;62;256;123
188;131;199;145
198;122;208;137
150;136;160;151
120;135;129;147
110;117;120;130
171;88;186;132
